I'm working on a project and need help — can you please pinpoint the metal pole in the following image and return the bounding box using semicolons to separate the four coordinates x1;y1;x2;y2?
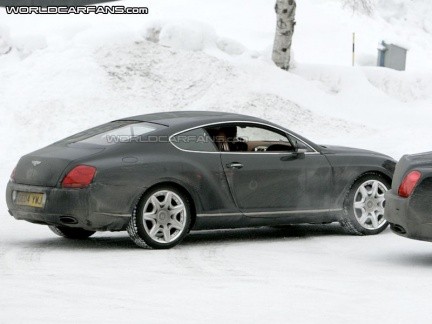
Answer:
352;32;356;67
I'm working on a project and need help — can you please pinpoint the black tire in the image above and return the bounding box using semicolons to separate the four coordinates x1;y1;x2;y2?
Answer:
49;225;95;239
127;186;192;249
340;173;391;236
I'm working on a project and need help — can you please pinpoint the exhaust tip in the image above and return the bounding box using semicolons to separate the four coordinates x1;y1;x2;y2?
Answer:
59;216;78;225
390;223;407;235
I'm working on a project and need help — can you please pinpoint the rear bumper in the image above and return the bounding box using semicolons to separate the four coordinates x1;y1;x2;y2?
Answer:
6;182;133;231
385;191;432;242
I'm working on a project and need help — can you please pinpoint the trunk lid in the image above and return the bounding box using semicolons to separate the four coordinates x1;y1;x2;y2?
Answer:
392;152;432;191
14;144;104;187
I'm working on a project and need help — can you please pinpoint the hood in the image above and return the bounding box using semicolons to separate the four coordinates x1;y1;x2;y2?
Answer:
320;145;393;159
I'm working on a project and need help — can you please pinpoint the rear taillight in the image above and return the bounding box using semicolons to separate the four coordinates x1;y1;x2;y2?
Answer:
10;167;16;182
398;170;421;198
62;165;97;188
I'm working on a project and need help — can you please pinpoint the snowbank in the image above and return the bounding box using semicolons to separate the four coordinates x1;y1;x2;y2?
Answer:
158;20;217;52
2;0;432;69
0;23;12;55
12;34;48;57
0;0;430;178
141;19;248;57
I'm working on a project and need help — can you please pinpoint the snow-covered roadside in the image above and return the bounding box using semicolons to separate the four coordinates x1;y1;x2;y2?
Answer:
2;221;432;323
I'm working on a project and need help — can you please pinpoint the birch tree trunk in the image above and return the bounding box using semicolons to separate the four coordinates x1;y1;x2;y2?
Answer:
272;0;297;70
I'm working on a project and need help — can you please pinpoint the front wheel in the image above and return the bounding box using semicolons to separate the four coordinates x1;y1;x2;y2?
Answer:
340;174;390;235
49;225;95;239
127;187;192;249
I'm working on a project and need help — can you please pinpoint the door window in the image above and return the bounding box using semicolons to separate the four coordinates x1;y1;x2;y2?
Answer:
206;124;295;153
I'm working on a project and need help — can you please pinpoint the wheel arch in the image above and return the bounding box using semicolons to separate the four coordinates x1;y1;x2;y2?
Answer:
133;180;199;230
354;170;392;188
336;170;393;209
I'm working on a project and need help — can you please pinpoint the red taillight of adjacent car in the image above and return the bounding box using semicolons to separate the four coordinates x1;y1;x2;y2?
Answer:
62;165;97;189
398;170;422;198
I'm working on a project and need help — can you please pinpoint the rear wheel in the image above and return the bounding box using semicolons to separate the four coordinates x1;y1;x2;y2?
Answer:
340;174;390;235
127;187;192;249
49;225;95;239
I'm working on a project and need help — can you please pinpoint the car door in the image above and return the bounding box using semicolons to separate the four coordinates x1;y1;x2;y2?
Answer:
169;127;241;216
212;123;333;216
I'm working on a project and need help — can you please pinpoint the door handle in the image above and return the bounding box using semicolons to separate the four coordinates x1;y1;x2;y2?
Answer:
226;162;243;169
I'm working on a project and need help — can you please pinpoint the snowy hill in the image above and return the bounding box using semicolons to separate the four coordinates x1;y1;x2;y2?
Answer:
1;0;431;170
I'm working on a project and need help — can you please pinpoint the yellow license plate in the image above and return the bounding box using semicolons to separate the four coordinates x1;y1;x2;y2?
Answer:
15;192;45;208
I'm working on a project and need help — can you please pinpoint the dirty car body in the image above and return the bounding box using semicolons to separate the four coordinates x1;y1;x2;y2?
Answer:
6;111;396;247
385;152;432;242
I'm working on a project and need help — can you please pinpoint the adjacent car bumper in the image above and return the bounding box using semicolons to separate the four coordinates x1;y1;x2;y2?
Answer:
6;182;135;231
385;191;432;242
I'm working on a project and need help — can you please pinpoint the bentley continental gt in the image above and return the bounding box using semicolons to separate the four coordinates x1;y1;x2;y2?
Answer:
6;111;396;249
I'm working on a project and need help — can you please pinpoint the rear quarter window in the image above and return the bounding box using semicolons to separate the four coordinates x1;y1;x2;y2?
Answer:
171;128;217;152
58;121;166;146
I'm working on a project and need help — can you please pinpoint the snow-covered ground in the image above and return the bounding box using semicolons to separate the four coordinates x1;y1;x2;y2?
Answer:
1;0;432;322
2;220;432;323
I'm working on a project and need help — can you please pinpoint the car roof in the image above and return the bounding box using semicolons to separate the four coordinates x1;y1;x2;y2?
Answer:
115;110;321;152
117;111;263;128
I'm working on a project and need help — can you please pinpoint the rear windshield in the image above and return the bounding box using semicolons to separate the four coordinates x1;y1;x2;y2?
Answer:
58;121;166;146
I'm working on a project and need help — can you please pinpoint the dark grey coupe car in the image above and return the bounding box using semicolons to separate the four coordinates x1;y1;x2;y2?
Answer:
385;152;432;242
6;111;396;249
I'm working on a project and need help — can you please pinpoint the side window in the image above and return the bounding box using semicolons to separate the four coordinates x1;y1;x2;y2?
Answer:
171;128;217;152
58;121;166;146
237;126;289;143
206;124;295;153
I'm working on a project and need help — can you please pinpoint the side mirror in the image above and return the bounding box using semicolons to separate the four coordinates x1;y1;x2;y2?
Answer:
296;148;308;154
293;148;307;159
289;137;307;154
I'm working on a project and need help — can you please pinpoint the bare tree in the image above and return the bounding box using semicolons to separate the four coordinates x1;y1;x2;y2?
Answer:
272;0;296;71
343;0;374;15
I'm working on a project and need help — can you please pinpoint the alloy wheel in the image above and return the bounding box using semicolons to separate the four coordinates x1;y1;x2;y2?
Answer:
142;190;187;244
353;180;388;230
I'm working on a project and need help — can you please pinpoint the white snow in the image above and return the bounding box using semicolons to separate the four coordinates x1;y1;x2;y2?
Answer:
0;23;12;54
1;0;432;323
